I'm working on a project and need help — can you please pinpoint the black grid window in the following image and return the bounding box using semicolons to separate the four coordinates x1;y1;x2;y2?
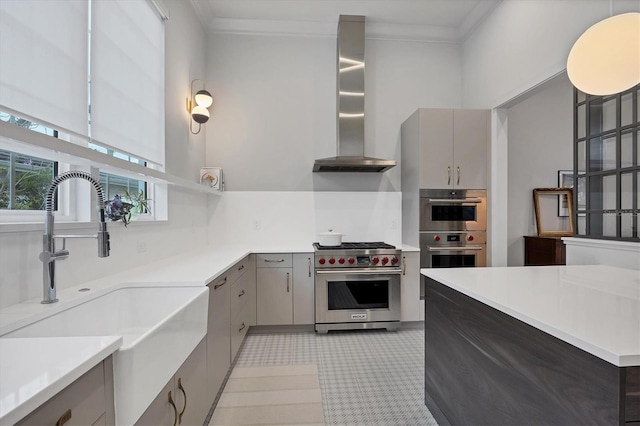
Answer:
573;85;640;241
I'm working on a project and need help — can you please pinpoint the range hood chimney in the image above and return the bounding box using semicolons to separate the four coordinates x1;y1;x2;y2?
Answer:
313;15;396;173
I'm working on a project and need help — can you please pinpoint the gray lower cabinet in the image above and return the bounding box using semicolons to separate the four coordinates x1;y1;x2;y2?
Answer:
256;253;293;325
17;357;115;426
206;271;231;401
135;338;208;426
230;255;256;360
292;253;314;325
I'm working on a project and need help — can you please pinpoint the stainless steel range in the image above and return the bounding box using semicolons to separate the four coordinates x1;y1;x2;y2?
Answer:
314;242;402;334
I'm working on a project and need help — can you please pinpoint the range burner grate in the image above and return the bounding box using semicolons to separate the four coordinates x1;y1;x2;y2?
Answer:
313;242;396;250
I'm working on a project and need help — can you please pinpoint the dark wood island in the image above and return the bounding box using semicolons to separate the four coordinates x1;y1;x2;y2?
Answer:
421;265;639;425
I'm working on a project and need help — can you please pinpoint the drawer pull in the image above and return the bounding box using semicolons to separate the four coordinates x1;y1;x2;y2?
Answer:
56;409;72;426
238;265;244;271
239;322;246;332
286;272;290;293
402;256;406;276
238;290;245;298
265;258;285;263
213;276;227;290
168;391;178;426
308;257;311;277
178;378;187;424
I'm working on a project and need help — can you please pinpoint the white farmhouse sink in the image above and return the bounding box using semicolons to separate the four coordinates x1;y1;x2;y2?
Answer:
3;286;209;426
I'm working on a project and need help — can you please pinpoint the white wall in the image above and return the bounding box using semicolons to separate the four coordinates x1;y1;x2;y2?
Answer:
506;73;573;266
462;0;639;109
208;191;401;247
204;33;463;192
0;0;210;308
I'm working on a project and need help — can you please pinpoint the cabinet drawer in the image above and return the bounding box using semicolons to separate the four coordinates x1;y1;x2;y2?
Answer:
231;302;253;360
231;272;254;319
256;253;292;268
227;255;252;284
18;361;108;426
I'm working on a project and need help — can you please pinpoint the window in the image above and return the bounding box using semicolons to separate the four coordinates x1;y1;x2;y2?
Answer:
573;85;640;240
0;149;57;210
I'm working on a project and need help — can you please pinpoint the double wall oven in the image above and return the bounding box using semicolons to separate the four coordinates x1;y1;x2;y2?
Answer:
314;242;402;334
420;189;487;268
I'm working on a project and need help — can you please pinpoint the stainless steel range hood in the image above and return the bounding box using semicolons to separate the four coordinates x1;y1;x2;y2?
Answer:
313;15;396;173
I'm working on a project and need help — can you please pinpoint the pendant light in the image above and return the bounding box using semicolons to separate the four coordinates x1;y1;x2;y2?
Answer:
567;12;640;96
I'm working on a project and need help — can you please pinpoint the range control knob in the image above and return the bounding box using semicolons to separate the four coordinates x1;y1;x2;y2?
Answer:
318;258;326;265
348;257;355;264
434;235;441;242
391;256;399;264
372;257;380;265
329;258;336;265
338;258;345;264
468;235;474;241
382;257;389;265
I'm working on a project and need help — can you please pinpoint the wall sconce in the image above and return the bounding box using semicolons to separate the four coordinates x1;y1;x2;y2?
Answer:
567;12;639;96
187;79;213;134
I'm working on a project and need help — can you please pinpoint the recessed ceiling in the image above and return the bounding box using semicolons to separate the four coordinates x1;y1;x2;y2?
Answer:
189;0;502;42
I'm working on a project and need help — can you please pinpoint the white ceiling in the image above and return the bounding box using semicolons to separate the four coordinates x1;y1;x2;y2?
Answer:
189;0;502;42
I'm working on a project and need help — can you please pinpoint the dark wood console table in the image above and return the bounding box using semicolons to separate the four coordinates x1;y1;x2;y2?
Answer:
524;235;566;265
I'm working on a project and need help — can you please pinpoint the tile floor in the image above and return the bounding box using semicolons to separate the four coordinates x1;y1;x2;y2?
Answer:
212;328;438;426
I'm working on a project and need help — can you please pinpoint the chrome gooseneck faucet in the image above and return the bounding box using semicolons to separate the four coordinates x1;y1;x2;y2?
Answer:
40;171;110;304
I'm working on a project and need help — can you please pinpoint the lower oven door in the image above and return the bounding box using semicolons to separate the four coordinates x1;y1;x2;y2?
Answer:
421;245;486;268
315;269;401;324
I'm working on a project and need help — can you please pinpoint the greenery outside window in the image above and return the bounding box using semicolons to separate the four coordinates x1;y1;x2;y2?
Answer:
574;85;640;241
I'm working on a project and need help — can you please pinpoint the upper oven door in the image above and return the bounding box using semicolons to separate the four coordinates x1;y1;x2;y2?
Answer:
419;189;486;231
315;269;401;324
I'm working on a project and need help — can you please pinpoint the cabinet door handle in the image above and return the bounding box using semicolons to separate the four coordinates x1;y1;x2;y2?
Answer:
286;272;290;293
213;276;227;290
238;264;244;271
168;391;178;426
447;166;451;185
308;257;311;277
457;166;460;185
239;322;246;332
238;289;245;298
178;378;187;424
265;258;285;263
402;256;406;276
56;409;72;426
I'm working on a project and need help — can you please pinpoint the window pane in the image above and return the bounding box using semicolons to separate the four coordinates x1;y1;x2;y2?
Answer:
589;97;616;135
602;174;617;210
577;104;586;139
577;140;586;172
621;172;633;210
589;134;617;171
99;172;147;213
602;213;617;237
621;132;633;168
576;176;587;210
621;92;633;126
577;215;586;235
621;213;633;238
577;90;586;103
0;150;56;210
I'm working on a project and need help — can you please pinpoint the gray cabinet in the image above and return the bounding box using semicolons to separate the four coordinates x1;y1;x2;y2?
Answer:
206;254;256;402
17;358;115;426
206;271;231;401
256;253;293;325
404;108;489;190
135;338;208;426
400;251;423;322
292;253;314;325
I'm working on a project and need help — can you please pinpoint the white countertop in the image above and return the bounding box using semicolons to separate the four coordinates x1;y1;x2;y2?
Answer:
421;265;640;367
0;243;315;424
0;336;122;425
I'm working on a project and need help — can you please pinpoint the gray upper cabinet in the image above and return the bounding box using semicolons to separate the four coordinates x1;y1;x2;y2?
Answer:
407;108;489;190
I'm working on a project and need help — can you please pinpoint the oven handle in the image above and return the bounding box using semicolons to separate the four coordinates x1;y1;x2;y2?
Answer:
316;268;402;275
426;198;482;204
425;246;484;251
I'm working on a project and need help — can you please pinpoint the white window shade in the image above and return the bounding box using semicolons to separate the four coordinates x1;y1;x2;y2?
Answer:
0;1;89;137
91;0;165;166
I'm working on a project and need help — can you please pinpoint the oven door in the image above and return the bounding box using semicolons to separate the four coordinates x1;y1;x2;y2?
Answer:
419;189;486;231
315;269;401;324
421;245;486;268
